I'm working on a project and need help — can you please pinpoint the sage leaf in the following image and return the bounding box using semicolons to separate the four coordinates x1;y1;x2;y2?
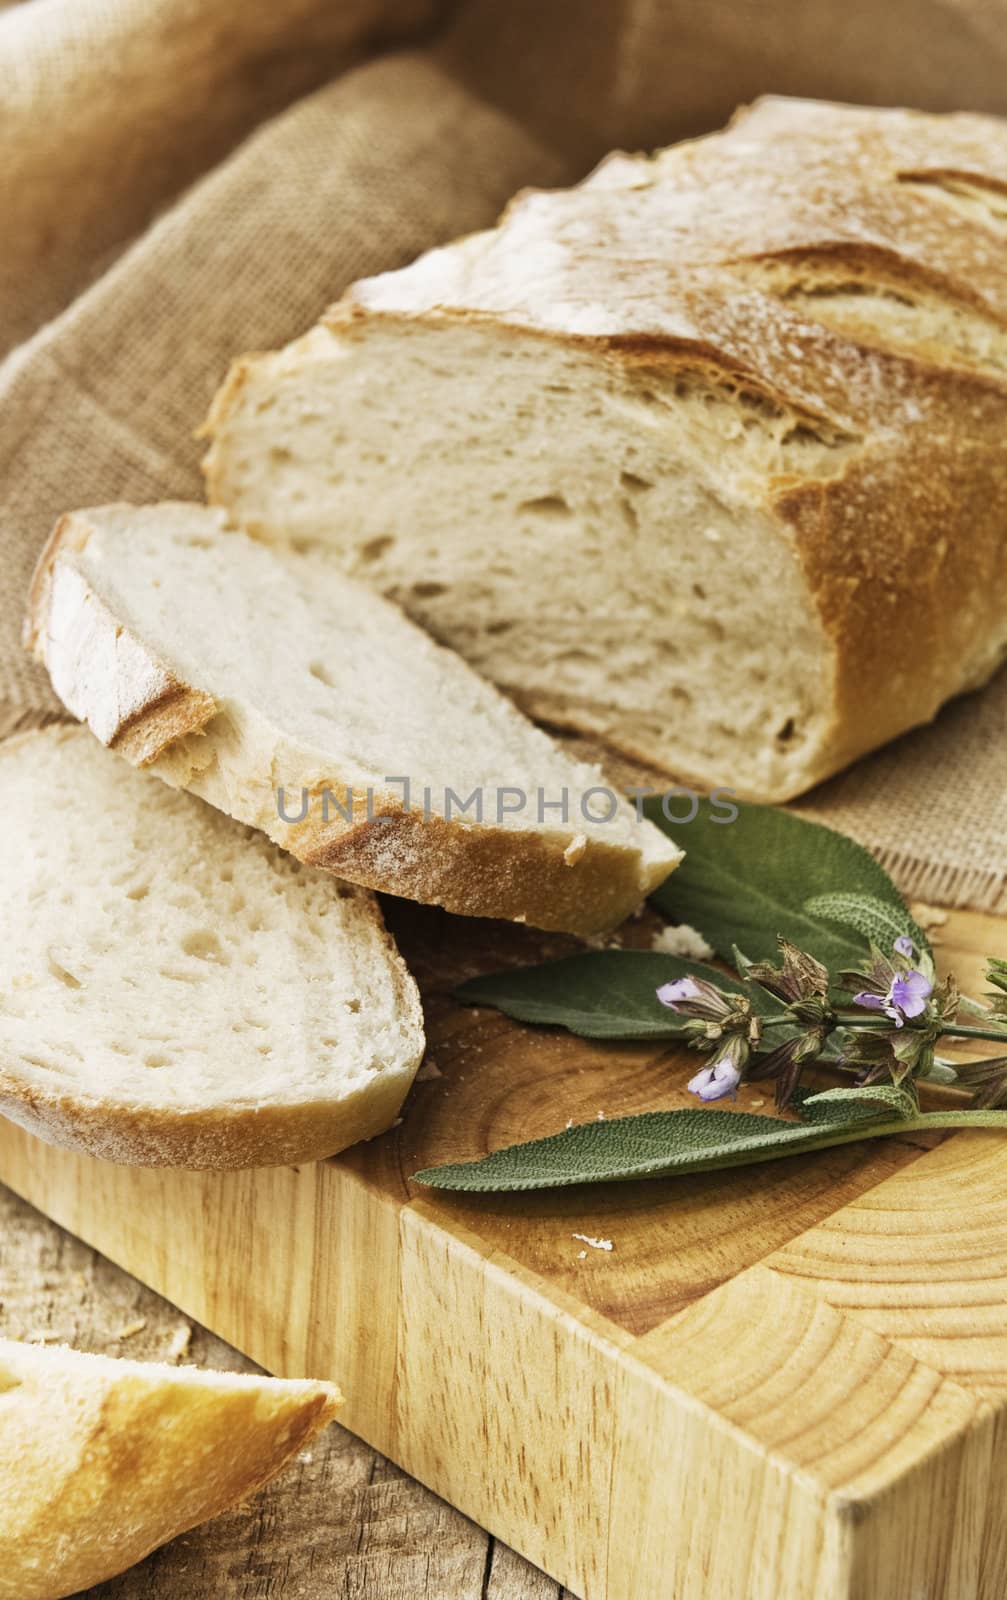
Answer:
455;951;778;1039
413;1092;1007;1192
803;892;928;960
646;798;926;969
413;1092;896;1192
804;1082;919;1120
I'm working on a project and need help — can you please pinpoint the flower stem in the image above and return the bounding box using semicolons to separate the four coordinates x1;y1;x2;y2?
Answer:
939;1023;1007;1044
835;1013;1007;1045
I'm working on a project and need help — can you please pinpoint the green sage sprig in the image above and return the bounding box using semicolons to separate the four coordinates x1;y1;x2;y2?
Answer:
655;932;1007;1112
415;802;1007;1193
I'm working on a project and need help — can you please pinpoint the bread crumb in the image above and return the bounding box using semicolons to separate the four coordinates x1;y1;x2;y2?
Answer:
913;905;949;932
167;1323;192;1362
650;923;714;961
114;1317;147;1340
597;1110;606;1120
563;833;588;866
416;1057;443;1081
749;1098;766;1110
577;1249;588;1260
572;1232;613;1252
565;1118;574;1129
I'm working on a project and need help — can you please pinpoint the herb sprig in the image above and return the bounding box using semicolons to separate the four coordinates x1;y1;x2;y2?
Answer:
414;801;1007;1193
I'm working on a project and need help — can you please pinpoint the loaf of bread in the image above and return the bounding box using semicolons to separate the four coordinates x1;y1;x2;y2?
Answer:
0;725;424;1167
203;96;1007;801
26;503;679;936
0;1335;341;1600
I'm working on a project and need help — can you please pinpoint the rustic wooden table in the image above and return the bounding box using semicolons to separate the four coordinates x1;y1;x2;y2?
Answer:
1;1183;571;1598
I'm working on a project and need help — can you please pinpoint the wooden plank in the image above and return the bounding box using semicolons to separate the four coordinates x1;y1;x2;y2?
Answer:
2;902;1005;1597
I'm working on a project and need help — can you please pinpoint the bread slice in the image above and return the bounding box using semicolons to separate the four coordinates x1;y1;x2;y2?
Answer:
0;725;424;1168
26;503;680;936
0;1335;341;1600
202;96;1007;802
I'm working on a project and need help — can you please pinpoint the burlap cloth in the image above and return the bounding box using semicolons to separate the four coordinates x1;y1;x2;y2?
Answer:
2;0;1006;912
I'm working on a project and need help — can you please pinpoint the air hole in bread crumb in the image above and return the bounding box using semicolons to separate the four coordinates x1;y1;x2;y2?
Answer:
359;535;394;563
20;1054;70;1077
517;495;572;520
620;470;653;492
0;1371;22;1394
776;718;797;744
692;582;707;600
412;581;447;599
309;659;336;688
144;1053;170;1069
126;884;150;900
181;929;227;963
47;955;82;989
345;999;361;1013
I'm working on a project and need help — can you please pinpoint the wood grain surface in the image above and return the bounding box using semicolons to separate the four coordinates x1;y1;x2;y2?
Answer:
0;1182;568;1598
4;893;1007;1598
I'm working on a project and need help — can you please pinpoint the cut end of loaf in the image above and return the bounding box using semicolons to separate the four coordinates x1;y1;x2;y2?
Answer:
203;99;1007;800
204;316;841;802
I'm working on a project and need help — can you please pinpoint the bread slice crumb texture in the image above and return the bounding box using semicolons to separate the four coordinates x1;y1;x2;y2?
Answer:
28;503;680;935
0;725;424;1167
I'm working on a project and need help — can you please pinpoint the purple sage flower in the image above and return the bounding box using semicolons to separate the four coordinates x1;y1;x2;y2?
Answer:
851;991;888;1014
852;940;933;1028
657;976;701;1008
687;1057;742;1101
655;973;736;1024
889;969;932;1019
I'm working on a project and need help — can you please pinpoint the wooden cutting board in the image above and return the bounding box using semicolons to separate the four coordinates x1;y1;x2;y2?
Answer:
3;895;1007;1600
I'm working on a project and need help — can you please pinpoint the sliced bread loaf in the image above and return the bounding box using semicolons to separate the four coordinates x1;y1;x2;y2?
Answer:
202;97;1007;801
26;503;680;935
0;1335;341;1600
0;725;424;1167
